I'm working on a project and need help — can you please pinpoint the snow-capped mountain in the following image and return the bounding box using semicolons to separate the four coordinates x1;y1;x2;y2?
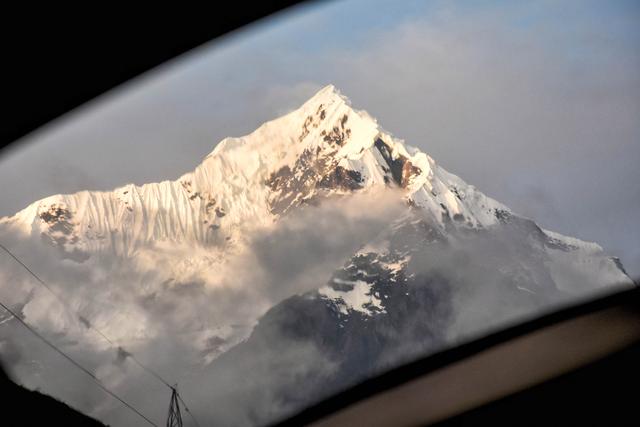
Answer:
0;85;629;287
0;85;633;426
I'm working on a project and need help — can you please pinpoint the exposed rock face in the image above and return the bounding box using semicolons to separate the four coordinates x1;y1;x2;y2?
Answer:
201;208;594;426
0;84;633;427
374;138;422;187
266;148;364;215
4;84;628;290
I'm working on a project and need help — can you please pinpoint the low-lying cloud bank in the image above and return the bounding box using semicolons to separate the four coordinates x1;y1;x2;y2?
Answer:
0;190;405;425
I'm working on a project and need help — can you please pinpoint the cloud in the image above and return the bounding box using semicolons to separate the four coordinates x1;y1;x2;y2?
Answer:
235;189;405;302
1;1;637;278
315;2;640;277
0;189;404;425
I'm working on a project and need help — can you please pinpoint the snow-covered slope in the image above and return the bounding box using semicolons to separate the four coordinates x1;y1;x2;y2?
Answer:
0;84;634;427
0;85;630;291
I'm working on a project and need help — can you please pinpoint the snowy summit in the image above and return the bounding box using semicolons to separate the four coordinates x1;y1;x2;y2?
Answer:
0;84;630;291
0;84;634;426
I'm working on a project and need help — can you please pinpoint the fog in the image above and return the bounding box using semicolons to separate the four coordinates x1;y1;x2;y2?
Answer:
0;190;404;425
0;186;632;425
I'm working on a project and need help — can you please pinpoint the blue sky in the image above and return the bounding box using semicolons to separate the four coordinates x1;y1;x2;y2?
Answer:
1;0;639;276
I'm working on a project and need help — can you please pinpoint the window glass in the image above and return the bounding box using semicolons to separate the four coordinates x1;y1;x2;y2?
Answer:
0;1;638;426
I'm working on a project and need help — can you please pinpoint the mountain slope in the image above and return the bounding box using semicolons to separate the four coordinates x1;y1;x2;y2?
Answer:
0;85;633;426
199;199;632;426
0;85;629;290
0;364;107;427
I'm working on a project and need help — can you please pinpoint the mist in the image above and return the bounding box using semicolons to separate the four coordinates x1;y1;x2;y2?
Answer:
0;190;404;425
0;187;632;425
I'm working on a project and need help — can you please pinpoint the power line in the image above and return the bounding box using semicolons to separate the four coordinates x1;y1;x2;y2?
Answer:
177;391;202;427
0;242;62;302
0;241;202;426
0;242;173;386
0;242;177;382
0;300;158;426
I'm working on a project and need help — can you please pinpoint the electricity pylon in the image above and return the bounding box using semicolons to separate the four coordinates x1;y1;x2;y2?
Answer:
166;386;183;427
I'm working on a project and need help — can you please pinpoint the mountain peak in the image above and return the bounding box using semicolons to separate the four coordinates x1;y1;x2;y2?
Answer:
0;84;632;291
1;83;635;427
305;84;347;105
205;84;359;160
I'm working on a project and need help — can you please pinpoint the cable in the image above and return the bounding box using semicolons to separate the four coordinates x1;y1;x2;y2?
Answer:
0;241;202;426
0;242;205;423
0;300;158;426
0;242;173;385
0;242;62;302
177;391;203;427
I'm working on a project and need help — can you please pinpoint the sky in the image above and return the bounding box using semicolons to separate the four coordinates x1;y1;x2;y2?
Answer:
0;0;638;280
